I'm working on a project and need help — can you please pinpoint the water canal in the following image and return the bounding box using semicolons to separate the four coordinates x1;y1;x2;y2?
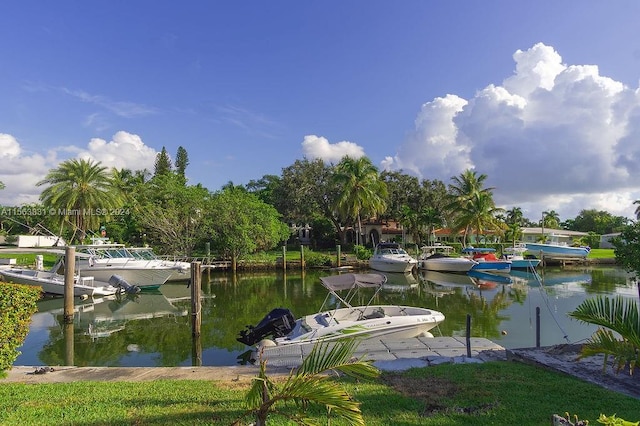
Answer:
14;265;637;367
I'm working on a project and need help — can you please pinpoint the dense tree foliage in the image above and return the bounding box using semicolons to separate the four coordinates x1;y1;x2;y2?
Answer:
612;222;640;276
208;185;290;269
568;209;629;234
135;173;211;255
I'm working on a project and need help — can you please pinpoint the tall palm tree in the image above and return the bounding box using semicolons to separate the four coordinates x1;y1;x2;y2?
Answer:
333;156;388;246
634;200;640;220
446;169;495;246
419;206;444;245
37;158;124;242
542;210;560;229
452;191;505;245
506;206;524;225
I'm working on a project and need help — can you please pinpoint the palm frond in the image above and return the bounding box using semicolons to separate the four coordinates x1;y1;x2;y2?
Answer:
296;339;380;380
580;328;640;375
569;296;640;348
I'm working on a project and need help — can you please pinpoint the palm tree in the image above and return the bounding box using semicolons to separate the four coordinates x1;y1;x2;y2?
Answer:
419;206;444;245
452;190;505;245
37;158;124;242
333;156;388;246
506;207;524;226
634;200;640;220
569;296;640;375
542;210;560;229
398;205;420;245
445;169;496;246
235;339;379;425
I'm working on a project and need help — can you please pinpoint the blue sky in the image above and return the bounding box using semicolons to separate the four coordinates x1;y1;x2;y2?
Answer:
2;1;640;222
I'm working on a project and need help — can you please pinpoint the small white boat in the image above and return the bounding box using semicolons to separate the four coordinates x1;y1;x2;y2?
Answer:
237;272;445;348
419;245;477;273
525;235;591;260
502;243;541;269
368;242;418;273
0;267;122;297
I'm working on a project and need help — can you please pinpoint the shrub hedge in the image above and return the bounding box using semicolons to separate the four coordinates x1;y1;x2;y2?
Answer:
0;283;41;374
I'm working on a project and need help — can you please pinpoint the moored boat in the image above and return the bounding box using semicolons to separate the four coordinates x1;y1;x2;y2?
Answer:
419;245;477;273
0;267;125;297
502;243;541;269
524;235;590;260
236;272;445;348
462;247;512;274
368;242;418;273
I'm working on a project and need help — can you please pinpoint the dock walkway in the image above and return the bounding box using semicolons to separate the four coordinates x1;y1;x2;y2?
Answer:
257;336;505;368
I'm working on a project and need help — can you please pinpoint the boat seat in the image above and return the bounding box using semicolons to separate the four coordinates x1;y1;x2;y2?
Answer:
315;313;338;326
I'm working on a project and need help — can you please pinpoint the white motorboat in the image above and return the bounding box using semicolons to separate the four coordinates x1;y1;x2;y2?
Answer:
368;242;418;273
419;245;477;273
125;247;191;282
502;243;541;269
0;267;122;297
237;272;445;348
72;244;177;289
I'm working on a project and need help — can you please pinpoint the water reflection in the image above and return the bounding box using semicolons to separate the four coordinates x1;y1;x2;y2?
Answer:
14;266;637;367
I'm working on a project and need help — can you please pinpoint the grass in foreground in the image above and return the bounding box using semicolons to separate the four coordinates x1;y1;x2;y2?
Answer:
1;361;639;425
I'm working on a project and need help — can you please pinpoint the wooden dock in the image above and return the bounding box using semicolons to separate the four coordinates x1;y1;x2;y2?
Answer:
256;336;505;368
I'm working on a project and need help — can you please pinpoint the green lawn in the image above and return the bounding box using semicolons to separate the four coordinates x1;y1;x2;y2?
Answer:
586;248;615;259
1;361;638;425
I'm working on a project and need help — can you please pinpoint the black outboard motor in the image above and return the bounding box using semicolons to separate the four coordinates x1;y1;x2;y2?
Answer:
237;308;296;346
109;275;141;294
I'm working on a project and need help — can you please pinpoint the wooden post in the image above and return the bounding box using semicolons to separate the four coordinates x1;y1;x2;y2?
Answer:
336;244;341;267
282;245;287;272
63;246;75;324
300;245;305;269
536;306;541;348
465;314;472;357
190;261;202;337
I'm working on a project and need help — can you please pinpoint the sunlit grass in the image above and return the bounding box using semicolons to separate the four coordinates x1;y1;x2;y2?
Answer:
1;361;638;425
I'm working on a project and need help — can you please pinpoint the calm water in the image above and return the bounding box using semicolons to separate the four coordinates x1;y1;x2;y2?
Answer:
14;265;638;367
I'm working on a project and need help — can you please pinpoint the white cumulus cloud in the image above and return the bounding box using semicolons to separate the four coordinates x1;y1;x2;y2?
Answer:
0;131;158;207
383;42;640;220
301;135;366;163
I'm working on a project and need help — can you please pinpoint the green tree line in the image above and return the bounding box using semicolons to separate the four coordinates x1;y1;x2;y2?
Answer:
0;148;635;259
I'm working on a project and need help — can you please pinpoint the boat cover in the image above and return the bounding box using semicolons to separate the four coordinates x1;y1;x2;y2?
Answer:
319;273;387;291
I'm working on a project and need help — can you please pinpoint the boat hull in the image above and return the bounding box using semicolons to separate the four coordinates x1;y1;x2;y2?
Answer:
470;260;511;274
272;305;445;346
368;258;417;273
509;258;541;269
0;269;118;297
421;257;476;273
75;266;172;289
524;243;590;260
